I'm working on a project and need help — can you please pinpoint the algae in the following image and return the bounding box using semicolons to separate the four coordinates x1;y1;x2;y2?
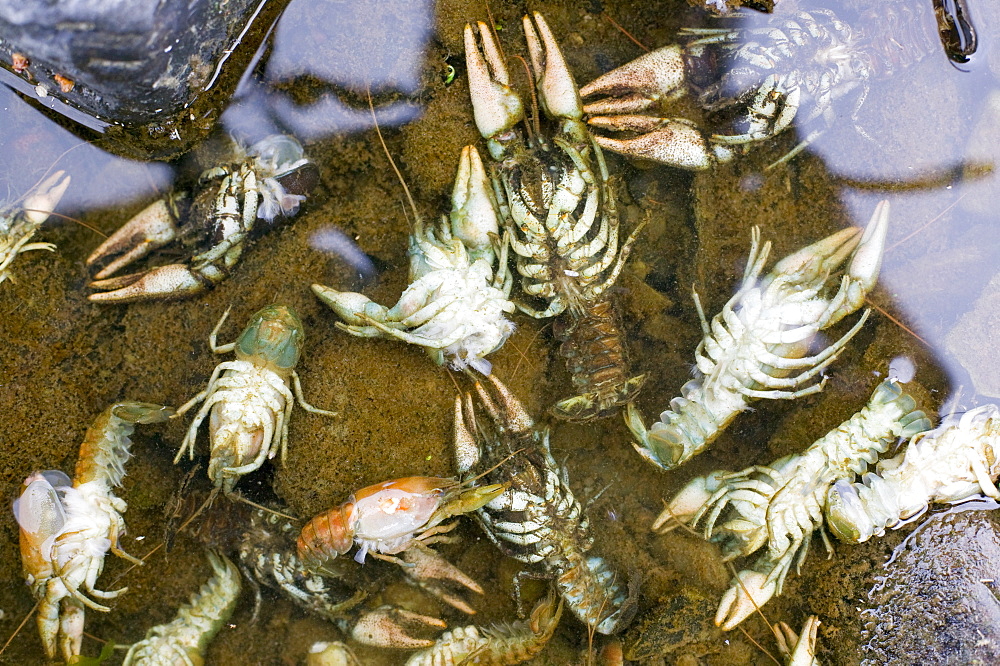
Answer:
0;0;993;664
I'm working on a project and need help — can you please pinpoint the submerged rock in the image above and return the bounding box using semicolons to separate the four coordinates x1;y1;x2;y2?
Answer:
0;0;291;159
861;509;1000;664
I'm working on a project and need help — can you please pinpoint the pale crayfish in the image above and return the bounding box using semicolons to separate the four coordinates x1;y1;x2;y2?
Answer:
580;6;941;168
455;373;634;635
827;403;1000;544
656;378;930;629
465;13;646;421
403;589;563;666
14;401;173;662
122;550;241;665
173;304;336;494
0;170;71;286
314;145;515;374
627;201;889;471
87;134;317;302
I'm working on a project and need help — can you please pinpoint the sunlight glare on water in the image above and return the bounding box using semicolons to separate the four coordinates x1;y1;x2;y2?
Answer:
730;1;1000;406
223;0;434;141
0;85;173;216
3;0;1000;663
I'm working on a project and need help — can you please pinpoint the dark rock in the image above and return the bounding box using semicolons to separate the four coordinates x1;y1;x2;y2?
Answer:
861;510;1000;665
0;0;291;159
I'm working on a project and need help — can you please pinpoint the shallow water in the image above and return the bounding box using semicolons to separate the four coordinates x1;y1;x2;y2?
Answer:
1;0;999;663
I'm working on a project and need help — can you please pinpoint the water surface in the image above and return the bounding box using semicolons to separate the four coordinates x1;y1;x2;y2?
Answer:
1;0;998;663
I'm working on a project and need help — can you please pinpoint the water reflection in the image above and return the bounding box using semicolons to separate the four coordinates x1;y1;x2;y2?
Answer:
309;226;377;287
0;84;173;215
738;0;1000;408
3;0;1000;662
224;0;432;141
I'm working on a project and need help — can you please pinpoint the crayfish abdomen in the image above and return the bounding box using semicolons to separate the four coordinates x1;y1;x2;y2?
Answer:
551;296;646;421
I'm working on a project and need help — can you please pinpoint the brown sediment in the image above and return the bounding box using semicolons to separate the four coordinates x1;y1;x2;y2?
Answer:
0;0;974;663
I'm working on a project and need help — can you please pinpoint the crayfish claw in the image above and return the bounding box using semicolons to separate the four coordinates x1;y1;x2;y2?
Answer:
453;395;481;475
832;199;890;324
651;470;729;533
580;46;721;169
109;401;175;425
351;606;446;649
766;226;862;287
21;170;72;223
592;119;719;171
715;569;776;631
580;45;686;115
774;615;821;666
400;547;483;614
88;264;208;303
851;201;890;278
56;603;85;663
523;12;583;123
474;373;536;434
762;200;889;331
449;145;500;261
86;197;184;280
312;284;381;327
464;22;525;144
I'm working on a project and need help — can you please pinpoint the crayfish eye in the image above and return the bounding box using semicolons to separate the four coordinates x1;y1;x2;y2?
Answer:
236;305;305;371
